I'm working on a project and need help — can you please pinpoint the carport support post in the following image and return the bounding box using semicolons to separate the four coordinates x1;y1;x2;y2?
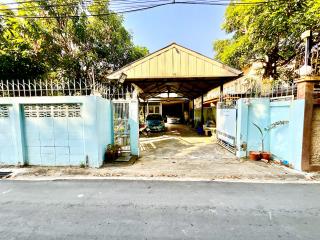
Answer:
181;102;184;122
201;94;204;125
192;99;195;127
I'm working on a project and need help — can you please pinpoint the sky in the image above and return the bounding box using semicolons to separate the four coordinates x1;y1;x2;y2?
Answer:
123;4;228;58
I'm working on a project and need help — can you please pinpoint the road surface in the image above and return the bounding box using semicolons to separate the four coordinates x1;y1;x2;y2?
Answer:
0;180;319;239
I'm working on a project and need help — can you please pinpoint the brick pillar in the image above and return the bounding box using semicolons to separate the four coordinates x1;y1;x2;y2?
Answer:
296;77;315;171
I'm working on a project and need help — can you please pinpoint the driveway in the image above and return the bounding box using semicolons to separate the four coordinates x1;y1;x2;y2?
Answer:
10;124;310;181
133;124;305;180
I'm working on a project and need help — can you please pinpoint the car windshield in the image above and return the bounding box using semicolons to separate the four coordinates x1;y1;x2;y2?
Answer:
146;114;163;120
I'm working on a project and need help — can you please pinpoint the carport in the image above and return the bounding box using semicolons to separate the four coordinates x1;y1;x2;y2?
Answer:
107;43;242;126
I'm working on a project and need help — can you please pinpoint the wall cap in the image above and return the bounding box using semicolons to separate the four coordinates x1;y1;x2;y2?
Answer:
295;76;320;83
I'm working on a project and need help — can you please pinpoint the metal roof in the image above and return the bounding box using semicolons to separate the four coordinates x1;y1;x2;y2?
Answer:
107;43;242;99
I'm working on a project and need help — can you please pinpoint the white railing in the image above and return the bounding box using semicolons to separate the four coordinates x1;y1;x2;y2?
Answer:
219;81;297;106
0;79;134;100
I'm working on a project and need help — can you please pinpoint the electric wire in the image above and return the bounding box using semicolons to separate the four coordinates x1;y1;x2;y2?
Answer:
0;0;284;19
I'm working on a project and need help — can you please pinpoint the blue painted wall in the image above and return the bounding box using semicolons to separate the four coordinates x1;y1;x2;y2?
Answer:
129;99;140;156
96;97;113;165
246;99;270;153
236;98;305;170
0;96;113;168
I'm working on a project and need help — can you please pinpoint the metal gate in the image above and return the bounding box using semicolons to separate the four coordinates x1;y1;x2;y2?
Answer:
113;101;130;153
216;102;237;153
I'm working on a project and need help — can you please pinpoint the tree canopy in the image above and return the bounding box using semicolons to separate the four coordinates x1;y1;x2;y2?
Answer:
0;0;148;80
213;0;320;79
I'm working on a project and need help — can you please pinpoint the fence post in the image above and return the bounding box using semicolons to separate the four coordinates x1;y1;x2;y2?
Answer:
129;94;139;157
236;99;249;158
296;76;317;171
12;102;27;165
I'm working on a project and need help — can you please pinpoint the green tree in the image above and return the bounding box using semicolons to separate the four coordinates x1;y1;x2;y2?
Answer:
213;0;320;78
0;5;47;79
0;0;148;80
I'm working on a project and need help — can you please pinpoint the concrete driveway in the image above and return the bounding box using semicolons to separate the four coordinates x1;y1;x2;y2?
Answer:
124;124;305;180
10;124;310;181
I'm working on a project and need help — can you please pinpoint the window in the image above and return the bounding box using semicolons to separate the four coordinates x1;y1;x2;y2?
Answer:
148;105;160;114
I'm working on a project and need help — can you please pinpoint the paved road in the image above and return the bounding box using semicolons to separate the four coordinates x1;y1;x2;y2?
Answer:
0;180;319;240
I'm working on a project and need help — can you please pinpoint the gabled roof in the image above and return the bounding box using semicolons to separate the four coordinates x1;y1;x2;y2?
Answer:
107;43;242;80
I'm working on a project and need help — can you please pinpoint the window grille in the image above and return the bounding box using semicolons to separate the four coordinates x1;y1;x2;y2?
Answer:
24;104;81;118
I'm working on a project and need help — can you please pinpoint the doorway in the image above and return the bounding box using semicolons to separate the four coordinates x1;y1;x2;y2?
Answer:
113;101;131;153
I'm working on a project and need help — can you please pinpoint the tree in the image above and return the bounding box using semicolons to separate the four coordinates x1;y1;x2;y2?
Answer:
0;6;47;79
0;0;148;81
213;0;320;79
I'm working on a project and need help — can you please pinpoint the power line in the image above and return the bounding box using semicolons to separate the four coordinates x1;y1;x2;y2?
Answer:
0;0;282;19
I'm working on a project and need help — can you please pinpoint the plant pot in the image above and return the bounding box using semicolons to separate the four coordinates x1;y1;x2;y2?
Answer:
249;151;261;161
114;148;120;160
106;150;114;162
261;152;271;160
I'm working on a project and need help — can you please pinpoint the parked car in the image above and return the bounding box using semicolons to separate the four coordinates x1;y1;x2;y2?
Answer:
166;115;181;124
146;114;165;132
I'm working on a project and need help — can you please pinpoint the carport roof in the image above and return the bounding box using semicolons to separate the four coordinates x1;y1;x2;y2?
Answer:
107;43;242;99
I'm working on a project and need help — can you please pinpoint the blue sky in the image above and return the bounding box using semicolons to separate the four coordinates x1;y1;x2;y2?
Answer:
123;4;228;58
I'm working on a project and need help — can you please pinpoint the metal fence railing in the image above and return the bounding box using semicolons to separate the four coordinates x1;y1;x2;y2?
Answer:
0;79;134;100
219;81;297;106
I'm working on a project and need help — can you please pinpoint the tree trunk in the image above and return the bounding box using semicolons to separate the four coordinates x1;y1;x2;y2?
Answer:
264;48;279;79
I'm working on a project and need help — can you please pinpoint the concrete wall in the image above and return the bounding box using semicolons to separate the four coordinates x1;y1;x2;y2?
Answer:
129;99;139;156
311;105;320;165
236;98;305;170
0;96;113;168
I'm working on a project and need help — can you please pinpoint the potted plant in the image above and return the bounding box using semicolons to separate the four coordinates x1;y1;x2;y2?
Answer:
105;144;114;162
105;144;123;163
249;150;261;161
252;120;289;161
113;144;122;159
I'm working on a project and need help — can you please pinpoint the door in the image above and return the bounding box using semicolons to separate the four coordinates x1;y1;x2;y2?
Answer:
113;101;131;153
23;104;85;166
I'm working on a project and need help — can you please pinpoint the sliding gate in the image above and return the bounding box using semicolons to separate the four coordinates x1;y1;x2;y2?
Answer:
216;102;237;153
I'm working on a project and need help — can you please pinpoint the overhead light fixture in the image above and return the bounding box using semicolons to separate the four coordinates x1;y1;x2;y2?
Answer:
119;72;127;84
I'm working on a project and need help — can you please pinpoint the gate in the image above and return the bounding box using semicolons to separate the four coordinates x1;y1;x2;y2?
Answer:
216;102;237;153
113;101;131;153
